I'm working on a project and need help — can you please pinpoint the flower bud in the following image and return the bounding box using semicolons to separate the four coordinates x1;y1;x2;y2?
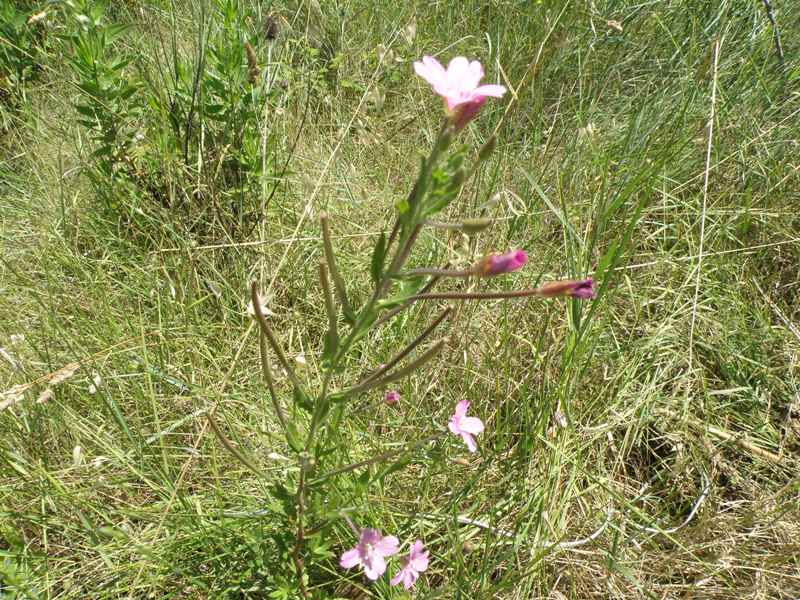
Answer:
383;390;400;406
536;277;596;299
475;249;528;277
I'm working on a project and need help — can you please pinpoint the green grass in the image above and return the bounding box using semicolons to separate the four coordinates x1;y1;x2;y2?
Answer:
2;0;800;597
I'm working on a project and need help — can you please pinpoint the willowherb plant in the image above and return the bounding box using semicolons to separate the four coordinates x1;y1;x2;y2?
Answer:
229;54;596;595
0;4;50;109
63;0;282;238
64;0;141;176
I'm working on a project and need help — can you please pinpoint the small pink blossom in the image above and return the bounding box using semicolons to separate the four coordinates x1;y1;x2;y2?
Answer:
477;249;528;276
414;56;506;130
384;390;400;406
390;540;429;589
448;400;484;453
537;277;596;300
340;528;399;580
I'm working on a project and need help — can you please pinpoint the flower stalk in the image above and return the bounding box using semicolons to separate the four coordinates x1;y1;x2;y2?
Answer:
409;278;596;302
230;52;597;594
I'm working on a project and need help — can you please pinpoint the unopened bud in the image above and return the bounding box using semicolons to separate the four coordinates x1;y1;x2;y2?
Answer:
475;249;528;277
536;277;596;300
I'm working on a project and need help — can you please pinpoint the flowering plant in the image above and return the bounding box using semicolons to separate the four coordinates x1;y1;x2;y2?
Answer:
214;54;596;596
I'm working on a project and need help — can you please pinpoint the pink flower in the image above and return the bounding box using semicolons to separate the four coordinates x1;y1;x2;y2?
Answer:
384;390;400;406
390;540;429;589
340;528;399;580
477;249;528;276
414;56;506;130
448;400;484;453
537;278;596;300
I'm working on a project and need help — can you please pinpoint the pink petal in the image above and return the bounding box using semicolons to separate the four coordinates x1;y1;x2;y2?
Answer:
339;547;361;569
458;416;484;435
454;399;470;419
401;569;418;589
473;84;506;98
390;568;405;587
360;528;381;545
422;55;446;78
461;432;478;453
465;60;485;89
409;552;429;571
413;60;444;88
448;416;462;435
374;534;399;556
363;554;387;580
446;56;470;80
414;56;447;88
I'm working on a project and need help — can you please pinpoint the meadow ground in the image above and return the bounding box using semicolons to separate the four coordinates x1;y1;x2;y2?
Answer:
1;1;799;598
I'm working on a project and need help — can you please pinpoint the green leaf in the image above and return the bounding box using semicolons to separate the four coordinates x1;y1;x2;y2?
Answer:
376;276;427;309
321;328;338;368
342;305;357;325
355;468;371;495
105;23;132;44
293;386;314;414
284;422;303;453
75;104;98;118
370;231;387;284
312;395;331;428
375;455;411;483
395;197;409;215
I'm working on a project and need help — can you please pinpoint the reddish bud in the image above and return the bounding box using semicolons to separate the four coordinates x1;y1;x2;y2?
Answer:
476;249;528;277
384;390;400;406
537;278;596;299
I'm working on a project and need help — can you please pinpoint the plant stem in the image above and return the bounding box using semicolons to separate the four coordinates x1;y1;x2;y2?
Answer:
342;340;446;398
373;273;442;328
259;325;289;434
318;260;338;355
761;0;784;65
409;287;554;301
292;456;310;599
357;306;452;387
402;267;475;278
309;433;444;485
320;213;353;320
250;283;303;391
289;125;454;586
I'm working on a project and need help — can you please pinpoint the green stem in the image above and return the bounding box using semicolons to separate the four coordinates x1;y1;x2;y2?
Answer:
409;288;551;301
358;306;452;387
250;283;303;391
342;340;446;398
308;433;444;486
